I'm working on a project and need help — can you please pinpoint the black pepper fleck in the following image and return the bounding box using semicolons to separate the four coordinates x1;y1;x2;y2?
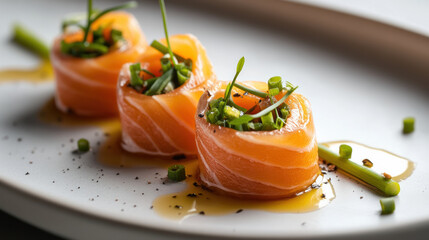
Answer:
236;209;243;214
198;113;204;118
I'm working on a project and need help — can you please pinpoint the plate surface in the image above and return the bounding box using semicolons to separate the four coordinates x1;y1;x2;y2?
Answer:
1;0;429;239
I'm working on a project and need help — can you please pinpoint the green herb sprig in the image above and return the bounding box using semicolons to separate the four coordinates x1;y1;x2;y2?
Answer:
127;0;193;95
61;0;137;58
204;57;295;131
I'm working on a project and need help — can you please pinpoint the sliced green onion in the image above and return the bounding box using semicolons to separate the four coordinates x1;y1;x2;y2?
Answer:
168;164;186;182
339;144;352;159
77;138;90;152
224;105;241;120
268;76;282;90
158;0;177;66
142;69;156;77
229;86;298;126
403;117;415;134
145;68;174;96
280;108;290;119
129;63;143;88
233;83;268;98
261;112;274;125
150;40;185;62
12;23;50;60
160;55;172;72
380;198;395;214
206;108;220;124
268;87;280;96
318;144;400;196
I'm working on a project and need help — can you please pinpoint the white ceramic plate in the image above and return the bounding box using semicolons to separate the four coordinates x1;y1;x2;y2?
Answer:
1;1;429;239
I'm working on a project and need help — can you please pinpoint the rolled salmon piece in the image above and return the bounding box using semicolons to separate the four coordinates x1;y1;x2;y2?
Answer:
118;34;216;157
51;12;147;117
195;81;319;200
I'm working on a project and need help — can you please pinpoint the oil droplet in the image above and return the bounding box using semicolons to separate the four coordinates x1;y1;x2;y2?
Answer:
0;60;53;83
153;161;335;220
321;141;414;181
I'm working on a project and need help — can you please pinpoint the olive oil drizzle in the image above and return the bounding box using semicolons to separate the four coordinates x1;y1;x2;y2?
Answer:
37;101;415;220
0;60;53;83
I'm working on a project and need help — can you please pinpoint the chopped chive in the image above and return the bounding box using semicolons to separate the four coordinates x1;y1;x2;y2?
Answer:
12;23;50;60
339;144;352;159
223;105;241;120
145;68;174;96
268;76;282;90
280;108;289;119
77;138;90;152
380;198;395;214
229;86;298;126
150;40;185;62
233;83;268;98
318;144;400;196
141;69;156;78
268;87;280;96
129;63;143;88
158;0;177;66
168;164;186;182
62;0;136;58
403;117;415;134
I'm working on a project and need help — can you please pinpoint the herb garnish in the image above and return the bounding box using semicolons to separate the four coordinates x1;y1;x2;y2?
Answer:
60;0;137;58
128;0;193;95
204;57;296;131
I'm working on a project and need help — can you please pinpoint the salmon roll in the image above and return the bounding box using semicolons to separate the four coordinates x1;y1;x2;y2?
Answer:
195;57;319;200
51;1;146;117
117;1;216;156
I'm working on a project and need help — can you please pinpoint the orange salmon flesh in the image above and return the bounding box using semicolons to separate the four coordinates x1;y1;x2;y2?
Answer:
195;82;319;200
117;34;216;156
51;12;147;117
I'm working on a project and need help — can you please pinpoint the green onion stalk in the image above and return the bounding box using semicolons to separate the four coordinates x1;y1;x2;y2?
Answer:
318;144;400;196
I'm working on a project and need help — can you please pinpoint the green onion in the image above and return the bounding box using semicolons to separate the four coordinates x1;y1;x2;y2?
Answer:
229;86;298;126
380;198;395;214
145;68;174;96
224;105;241;120
280;108;289;119
168;164;186;182
12;23;50;60
129;63;143;88
403;117;415;134
150;40;185;62
233;83;268;98
318;144;400;196
158;0;177;66
77;138;90;152
339;144;352;159
268;87;279;96
83;0;137;42
268;76;282;90
142;69;156;77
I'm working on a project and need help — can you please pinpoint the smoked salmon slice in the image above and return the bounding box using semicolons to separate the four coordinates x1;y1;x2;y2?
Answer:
51;12;147;117
195;81;319;199
118;34;216;156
